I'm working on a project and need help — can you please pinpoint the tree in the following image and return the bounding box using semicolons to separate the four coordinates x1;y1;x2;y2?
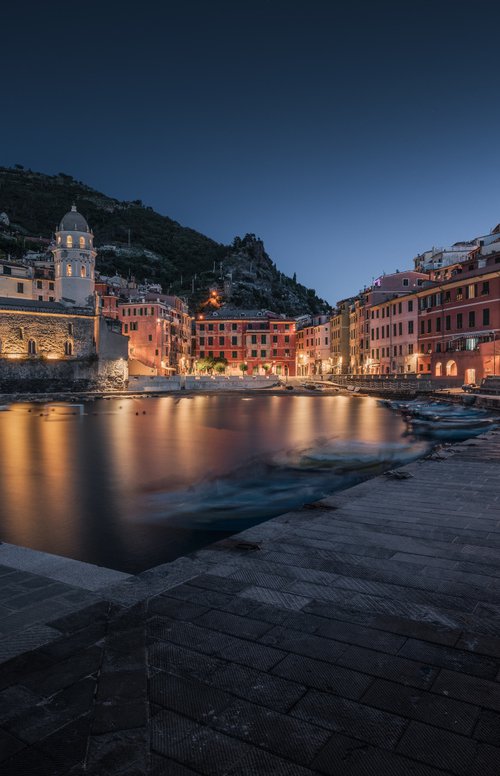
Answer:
262;362;272;373
213;358;228;374
239;362;248;374
197;356;216;373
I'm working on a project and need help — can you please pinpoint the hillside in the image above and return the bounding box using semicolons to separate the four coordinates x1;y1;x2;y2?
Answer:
0;166;330;315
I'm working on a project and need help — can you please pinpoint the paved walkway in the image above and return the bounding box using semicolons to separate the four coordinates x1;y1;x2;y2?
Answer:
1;431;500;774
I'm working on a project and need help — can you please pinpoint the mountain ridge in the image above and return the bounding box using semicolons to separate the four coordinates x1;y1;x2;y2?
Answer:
0;166;330;315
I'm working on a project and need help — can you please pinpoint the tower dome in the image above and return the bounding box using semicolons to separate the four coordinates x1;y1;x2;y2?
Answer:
59;204;90;233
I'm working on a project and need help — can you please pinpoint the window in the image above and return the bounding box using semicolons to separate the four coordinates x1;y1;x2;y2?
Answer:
456;287;463;301
80;265;86;278
130;321;138;331
251;350;257;357
232;323;237;330
284;336;290;343
436;318;441;332
273;349;278;357
251;334;257;344
272;335;277;343
66;263;72;277
445;291;451;303
148;334;153;341
231;351;237;359
468;311;475;327
261;335;267;344
481;282;490;296
19;328;24;340
36;280;43;289
49;282;54;291
427;319;431;333
445;316;451;331
79;236;85;248
420;321;425;335
408;321;414;334
436;343;441;352
17;282;24;293
466;284;476;300
199;351;205;358
208;324;214;331
49;297;54;302
67;235;73;248
457;313;463;329
231;336;237;345
207;336;213;345
398;302;402;314
393;324;397;337
261;350;266;357
38;295;43;301
483;308;490;326
199;337;205;345
199;324;205;331
68;323;73;335
208;351;213;358
408;344;414;355
219;324;224;331
28;339;36;355
219;336;225;345
65;341;73;356
402;278;409;287
399;322;403;336
124;324;128;333
219;352;224;359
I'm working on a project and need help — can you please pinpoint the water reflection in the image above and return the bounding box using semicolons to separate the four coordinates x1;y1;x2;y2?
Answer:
0;395;429;572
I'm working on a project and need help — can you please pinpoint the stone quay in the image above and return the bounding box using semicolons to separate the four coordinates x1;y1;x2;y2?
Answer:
0;429;500;774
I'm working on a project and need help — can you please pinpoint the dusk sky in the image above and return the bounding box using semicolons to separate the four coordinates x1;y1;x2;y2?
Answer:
2;0;500;304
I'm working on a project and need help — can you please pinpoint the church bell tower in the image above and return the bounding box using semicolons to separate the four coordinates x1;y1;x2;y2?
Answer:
52;205;96;306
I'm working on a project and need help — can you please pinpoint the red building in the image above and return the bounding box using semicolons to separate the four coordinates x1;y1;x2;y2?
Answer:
417;252;500;383
194;310;297;376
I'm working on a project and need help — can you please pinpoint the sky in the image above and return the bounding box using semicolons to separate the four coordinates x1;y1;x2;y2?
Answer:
2;0;500;304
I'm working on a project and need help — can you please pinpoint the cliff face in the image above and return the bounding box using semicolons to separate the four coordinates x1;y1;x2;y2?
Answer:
220;235;330;316
0;167;329;315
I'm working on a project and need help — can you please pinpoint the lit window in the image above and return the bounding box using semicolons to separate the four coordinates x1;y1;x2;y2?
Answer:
67;235;73;248
28;339;36;355
79;236;85;248
65;341;73;356
80;265;86;277
67;264;72;277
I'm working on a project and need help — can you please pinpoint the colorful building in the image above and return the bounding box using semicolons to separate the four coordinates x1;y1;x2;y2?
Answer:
416;252;500;383
194;310;296;376
296;315;331;376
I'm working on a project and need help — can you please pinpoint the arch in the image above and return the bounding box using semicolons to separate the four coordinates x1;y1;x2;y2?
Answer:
80;264;87;278
65;341;73;356
446;359;457;376
435;362;442;376
66;235;73;248
28;339;36;355
79;236;85;249
66;263;72;277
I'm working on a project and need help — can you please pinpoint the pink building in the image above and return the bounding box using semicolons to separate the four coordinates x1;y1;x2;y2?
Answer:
367;293;419;374
296;315;331;376
416;253;500;383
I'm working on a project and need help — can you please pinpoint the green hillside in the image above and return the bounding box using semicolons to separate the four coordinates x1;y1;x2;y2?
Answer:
0;166;330;315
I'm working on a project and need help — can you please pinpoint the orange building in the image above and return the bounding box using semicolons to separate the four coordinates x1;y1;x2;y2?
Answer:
194;310;296;376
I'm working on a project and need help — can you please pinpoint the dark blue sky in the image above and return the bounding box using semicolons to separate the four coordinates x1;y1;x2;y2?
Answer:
2;0;499;304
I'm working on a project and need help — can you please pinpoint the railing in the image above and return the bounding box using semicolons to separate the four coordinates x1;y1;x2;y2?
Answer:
327;374;461;391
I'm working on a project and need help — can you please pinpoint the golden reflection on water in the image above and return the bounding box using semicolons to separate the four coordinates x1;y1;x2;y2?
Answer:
0;395;409;571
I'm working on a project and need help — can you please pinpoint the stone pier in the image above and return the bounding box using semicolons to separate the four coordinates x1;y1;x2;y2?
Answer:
1;431;500;774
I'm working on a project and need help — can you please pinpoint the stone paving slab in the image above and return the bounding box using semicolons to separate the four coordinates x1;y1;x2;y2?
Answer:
2;430;500;773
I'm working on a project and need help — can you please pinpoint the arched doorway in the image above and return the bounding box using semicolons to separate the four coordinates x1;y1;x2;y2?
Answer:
446;360;457;376
435;362;442;377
